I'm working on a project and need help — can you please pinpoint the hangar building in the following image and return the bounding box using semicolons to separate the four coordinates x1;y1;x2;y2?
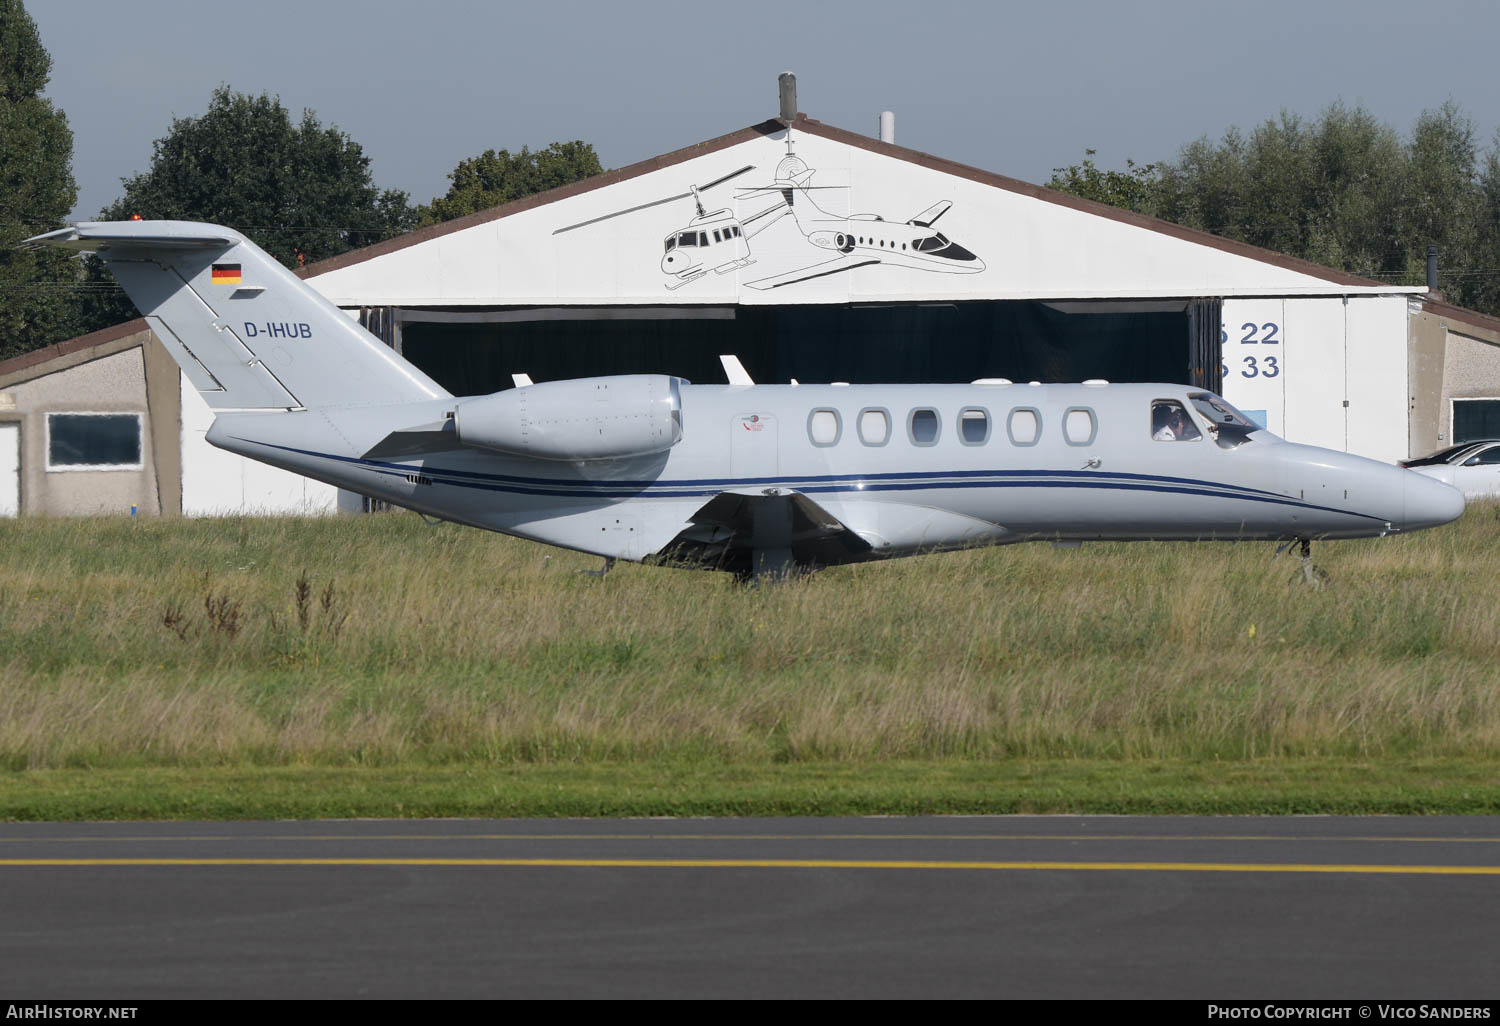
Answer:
4;104;1500;517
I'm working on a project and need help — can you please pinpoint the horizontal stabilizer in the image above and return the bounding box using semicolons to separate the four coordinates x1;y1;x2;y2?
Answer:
25;223;238;252
362;423;462;460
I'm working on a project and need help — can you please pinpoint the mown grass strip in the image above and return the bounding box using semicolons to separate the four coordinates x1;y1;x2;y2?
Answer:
2;760;1499;821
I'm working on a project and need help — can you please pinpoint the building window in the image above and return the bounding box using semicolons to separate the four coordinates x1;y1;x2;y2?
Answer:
1453;399;1500;443
959;407;990;445
908;408;940;446
46;413;143;471
1007;408;1041;446
1063;407;1098;446
808;408;841;447
858;408;890;446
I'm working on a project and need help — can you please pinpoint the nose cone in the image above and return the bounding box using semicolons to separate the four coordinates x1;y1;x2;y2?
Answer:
1404;469;1465;531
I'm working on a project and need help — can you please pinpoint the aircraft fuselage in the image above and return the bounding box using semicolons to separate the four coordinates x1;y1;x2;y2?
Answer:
209;381;1464;570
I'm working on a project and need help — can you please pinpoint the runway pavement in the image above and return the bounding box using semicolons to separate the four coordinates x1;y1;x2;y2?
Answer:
0;816;1496;998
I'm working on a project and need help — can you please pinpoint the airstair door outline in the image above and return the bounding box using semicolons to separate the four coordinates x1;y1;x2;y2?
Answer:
731;412;778;484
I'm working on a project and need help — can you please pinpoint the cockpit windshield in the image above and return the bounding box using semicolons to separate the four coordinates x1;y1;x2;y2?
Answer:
1187;392;1262;448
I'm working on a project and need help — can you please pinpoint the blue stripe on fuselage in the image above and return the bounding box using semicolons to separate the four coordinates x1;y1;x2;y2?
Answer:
238;438;1390;524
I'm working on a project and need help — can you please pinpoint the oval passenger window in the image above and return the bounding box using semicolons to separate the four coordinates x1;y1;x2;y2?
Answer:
909;408;940;445
858;409;890;445
809;409;840;446
1064;408;1096;446
960;408;989;445
1008;409;1040;445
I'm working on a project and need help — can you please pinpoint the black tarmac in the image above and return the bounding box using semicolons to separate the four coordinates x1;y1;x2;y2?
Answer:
0;816;1496;998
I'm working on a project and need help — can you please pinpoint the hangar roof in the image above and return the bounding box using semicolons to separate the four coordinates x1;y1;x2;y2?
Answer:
302;113;1417;308
0;318;150;388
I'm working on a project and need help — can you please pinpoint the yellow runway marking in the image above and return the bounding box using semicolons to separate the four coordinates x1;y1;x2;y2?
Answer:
1;858;1498;875
2;832;1499;844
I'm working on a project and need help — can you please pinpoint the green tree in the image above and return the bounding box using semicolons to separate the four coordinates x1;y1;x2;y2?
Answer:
0;0;80;360
417;141;602;226
1046;149;1166;215
76;87;414;334
1051;101;1500;316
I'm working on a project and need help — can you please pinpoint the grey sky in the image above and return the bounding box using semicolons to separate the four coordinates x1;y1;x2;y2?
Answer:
30;0;1500;223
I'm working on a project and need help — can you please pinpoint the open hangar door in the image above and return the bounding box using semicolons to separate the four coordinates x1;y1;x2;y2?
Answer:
388;299;1223;395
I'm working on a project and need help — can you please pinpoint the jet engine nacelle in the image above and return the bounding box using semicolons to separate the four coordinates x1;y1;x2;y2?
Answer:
453;374;684;461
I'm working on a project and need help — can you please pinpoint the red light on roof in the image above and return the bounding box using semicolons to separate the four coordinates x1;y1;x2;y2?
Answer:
130;214;142;221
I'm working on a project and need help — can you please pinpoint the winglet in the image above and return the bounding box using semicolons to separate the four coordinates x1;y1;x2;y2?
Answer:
908;201;952;228
719;354;754;387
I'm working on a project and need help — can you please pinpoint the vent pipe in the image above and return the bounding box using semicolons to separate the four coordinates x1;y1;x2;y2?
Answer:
1426;246;1439;292
778;72;797;122
879;111;895;144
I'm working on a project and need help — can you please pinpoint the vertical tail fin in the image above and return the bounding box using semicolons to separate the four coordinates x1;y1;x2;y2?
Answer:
27;221;449;410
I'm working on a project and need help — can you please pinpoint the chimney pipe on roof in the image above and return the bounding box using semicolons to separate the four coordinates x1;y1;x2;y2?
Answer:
778;72;797;123
879;111;895;144
1427;245;1439;292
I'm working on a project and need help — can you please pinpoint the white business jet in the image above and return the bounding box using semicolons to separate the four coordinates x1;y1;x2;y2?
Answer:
28;222;1465;578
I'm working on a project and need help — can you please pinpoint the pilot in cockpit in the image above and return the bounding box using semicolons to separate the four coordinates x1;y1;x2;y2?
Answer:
1152;400;1202;441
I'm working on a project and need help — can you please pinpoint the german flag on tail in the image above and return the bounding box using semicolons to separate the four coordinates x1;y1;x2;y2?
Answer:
211;263;242;285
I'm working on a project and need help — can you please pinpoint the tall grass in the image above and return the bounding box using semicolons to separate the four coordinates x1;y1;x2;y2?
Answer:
0;507;1497;769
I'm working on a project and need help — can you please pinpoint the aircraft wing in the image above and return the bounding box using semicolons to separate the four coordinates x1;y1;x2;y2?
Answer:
658;490;873;572
744;255;881;291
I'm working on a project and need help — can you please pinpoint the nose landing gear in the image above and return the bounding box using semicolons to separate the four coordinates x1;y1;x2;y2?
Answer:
1278;538;1329;588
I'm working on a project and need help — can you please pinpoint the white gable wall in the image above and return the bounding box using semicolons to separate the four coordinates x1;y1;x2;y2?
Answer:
303;123;1421;464
180;375;339;515
308;129;1374;308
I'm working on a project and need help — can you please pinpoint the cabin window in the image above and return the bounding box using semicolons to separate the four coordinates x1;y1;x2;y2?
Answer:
712;230;722;242
808;408;841;447
698;232;709;246
858;408;890;446
901;242;907;250
959;407;990;445
1151;400;1201;441
908;408;940;446
1006;408;1041;447
46;412;143;471
731;226;742;237
677;232;697;248
1063;407;1097;446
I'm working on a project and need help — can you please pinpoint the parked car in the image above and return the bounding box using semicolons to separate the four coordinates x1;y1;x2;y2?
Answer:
1402;440;1500;498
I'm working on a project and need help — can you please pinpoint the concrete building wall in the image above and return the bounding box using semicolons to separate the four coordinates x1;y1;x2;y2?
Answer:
3;347;158;515
1407;303;1500;454
1408;303;1448;456
1441;329;1500;442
